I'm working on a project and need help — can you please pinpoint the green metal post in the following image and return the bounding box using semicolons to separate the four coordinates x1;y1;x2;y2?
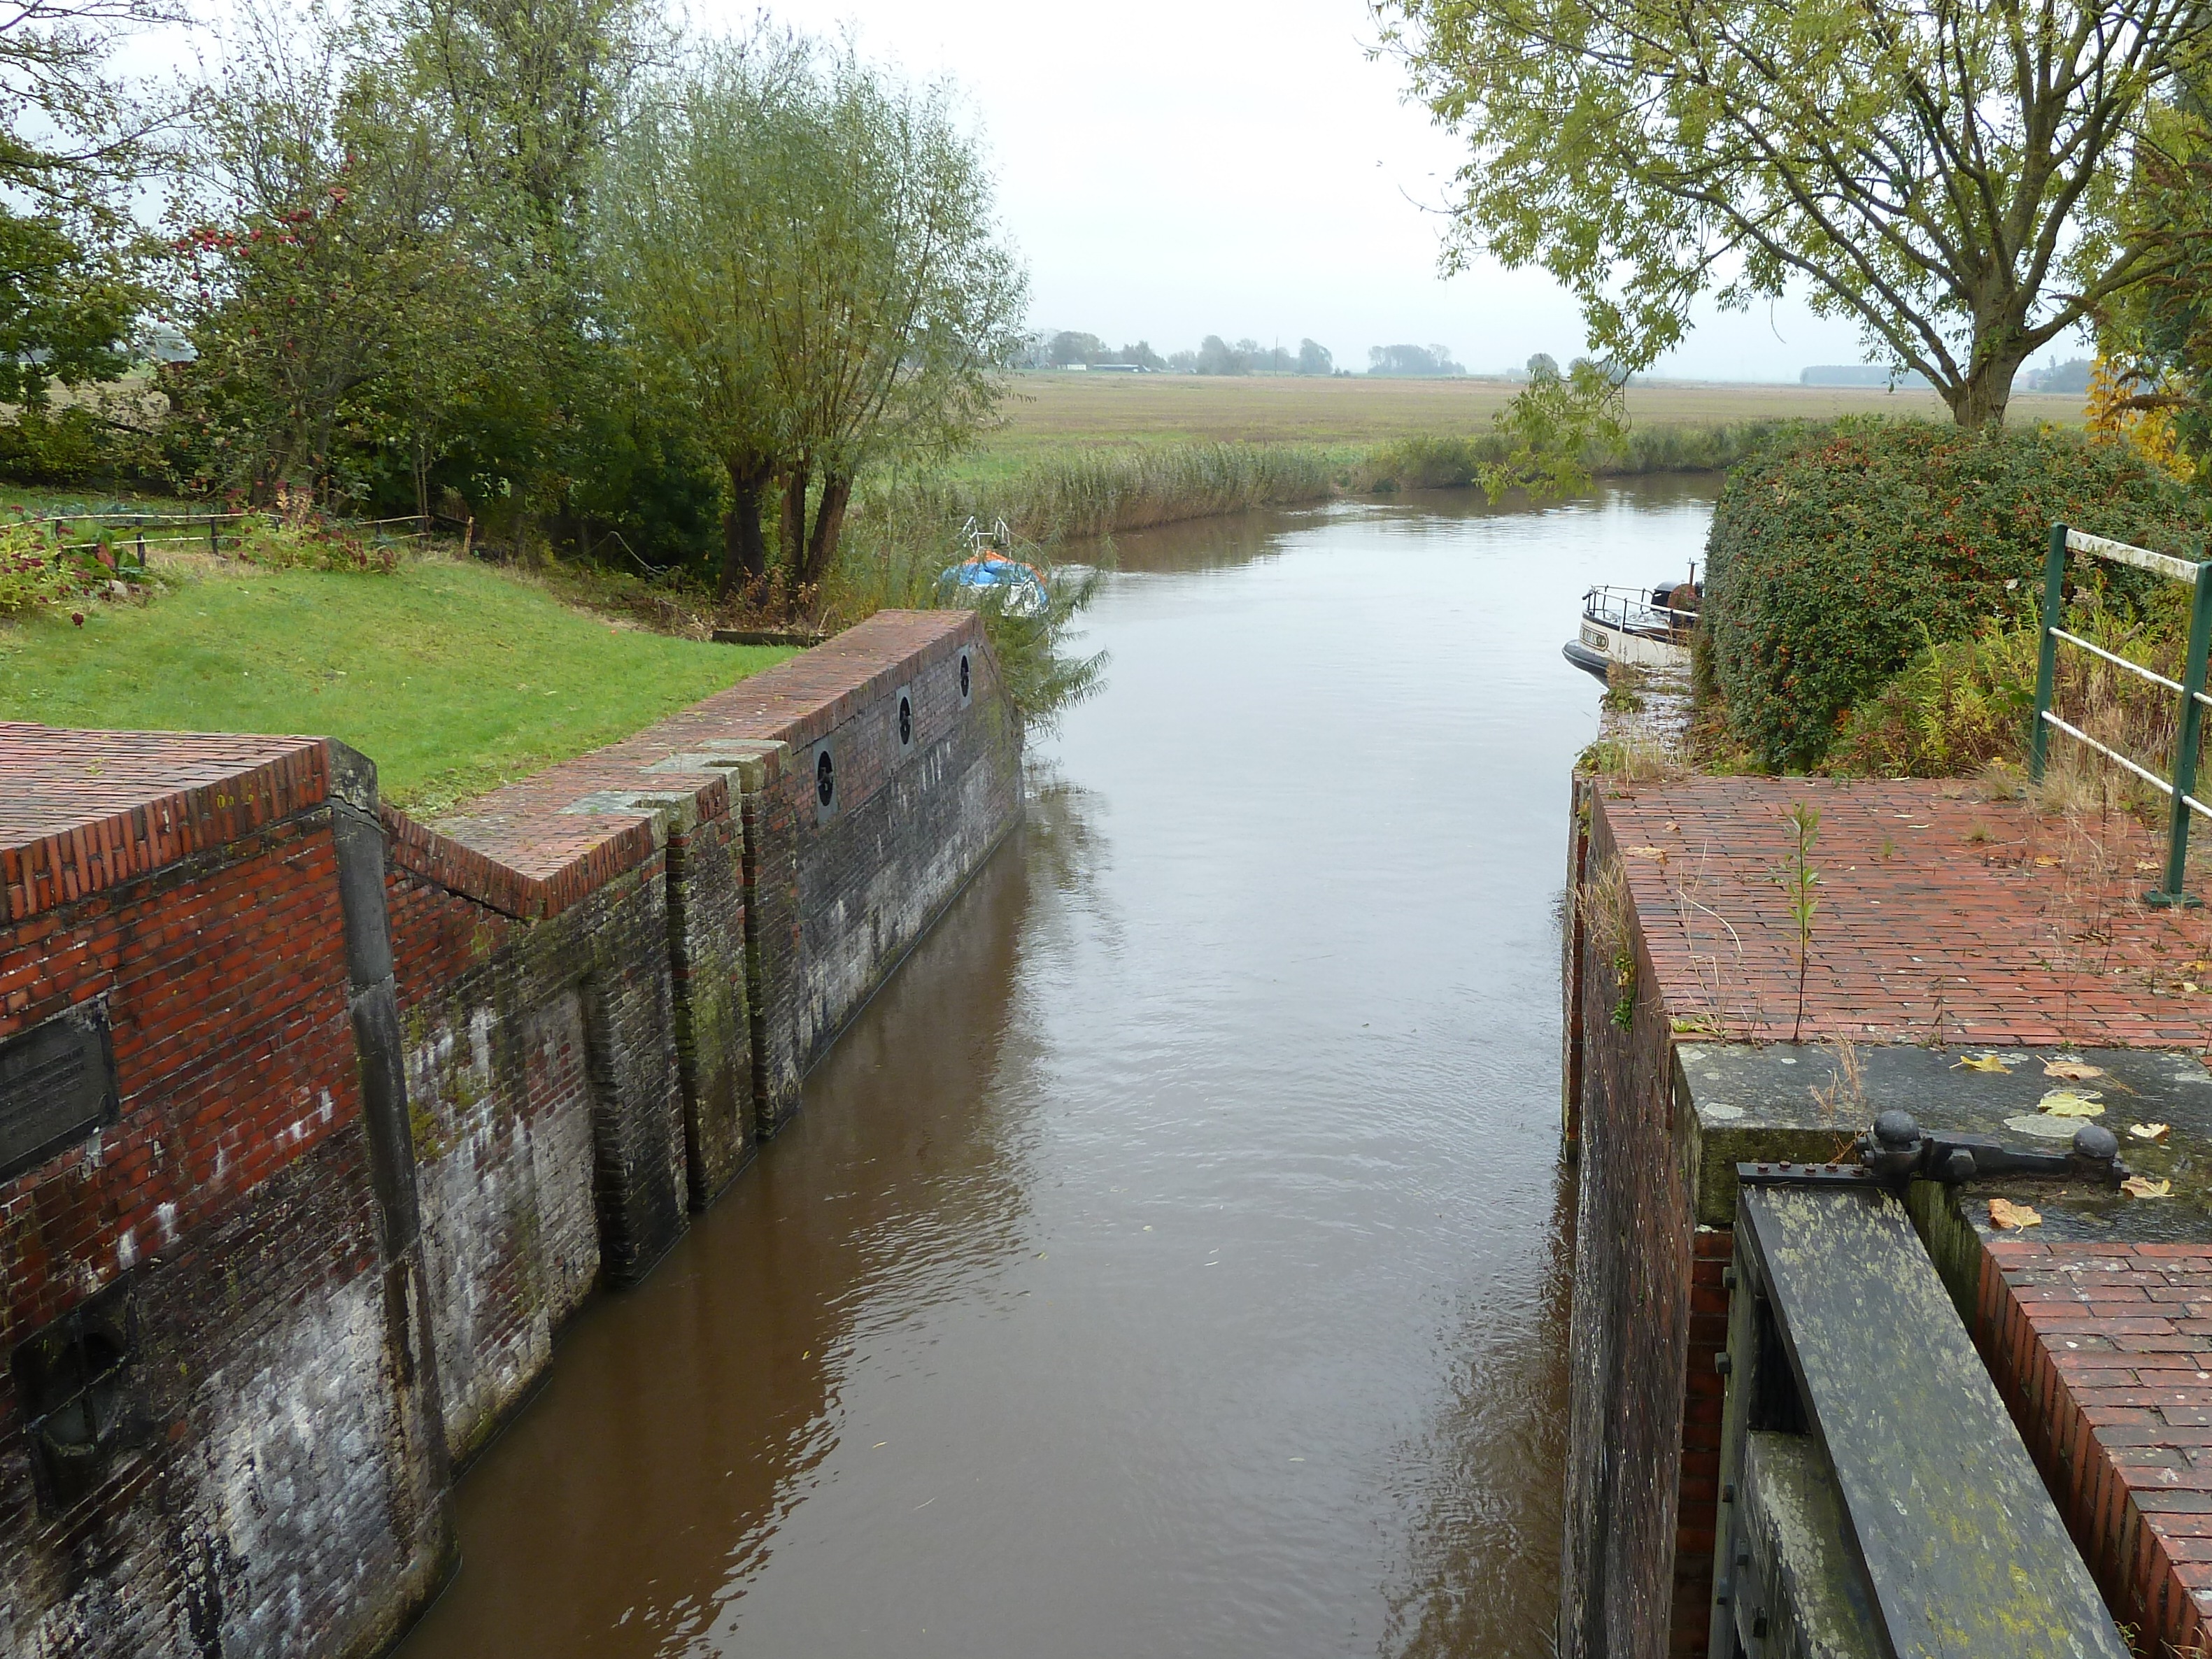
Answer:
2029;524;2066;782
2151;559;2212;907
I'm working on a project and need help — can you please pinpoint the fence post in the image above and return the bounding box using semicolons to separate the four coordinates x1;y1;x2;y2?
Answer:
2029;523;2066;782
2150;559;2212;907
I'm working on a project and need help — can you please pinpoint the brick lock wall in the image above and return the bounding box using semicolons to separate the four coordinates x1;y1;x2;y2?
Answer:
0;612;1026;1659
1559;777;1711;1659
0;729;450;1659
385;843;690;1465
770;624;1022;1123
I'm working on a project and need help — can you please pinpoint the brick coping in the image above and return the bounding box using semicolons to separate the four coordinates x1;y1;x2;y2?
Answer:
1595;775;2212;1049
1;609;988;925
0;725;329;923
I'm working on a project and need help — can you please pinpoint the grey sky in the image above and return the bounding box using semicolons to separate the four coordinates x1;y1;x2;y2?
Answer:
727;0;2011;382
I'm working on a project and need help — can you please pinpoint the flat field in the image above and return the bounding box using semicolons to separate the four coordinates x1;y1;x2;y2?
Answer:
0;554;790;811
975;371;2090;464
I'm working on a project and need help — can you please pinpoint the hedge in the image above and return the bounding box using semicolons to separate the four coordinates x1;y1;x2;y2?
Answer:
1703;419;2212;771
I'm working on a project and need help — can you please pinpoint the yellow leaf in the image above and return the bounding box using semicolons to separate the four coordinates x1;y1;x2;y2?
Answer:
1988;1197;2043;1230
2129;1122;2171;1142
2139;861;2162;874
2122;1176;2174;1199
2043;1059;2105;1081
2039;1090;2105;1117
2188;983;2203;995
1954;1053;2012;1073
2034;855;2061;867
1624;846;1668;860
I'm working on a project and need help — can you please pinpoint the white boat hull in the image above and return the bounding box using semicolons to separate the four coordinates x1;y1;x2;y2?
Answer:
1569;617;1692;676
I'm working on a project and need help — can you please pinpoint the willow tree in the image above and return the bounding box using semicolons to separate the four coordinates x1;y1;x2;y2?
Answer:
1380;0;2212;427
595;30;1027;600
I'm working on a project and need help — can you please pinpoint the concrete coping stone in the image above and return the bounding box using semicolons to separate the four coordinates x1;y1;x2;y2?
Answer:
1682;1041;2212;1242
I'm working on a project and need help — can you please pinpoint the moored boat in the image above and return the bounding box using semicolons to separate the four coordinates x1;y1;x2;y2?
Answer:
1564;571;1701;681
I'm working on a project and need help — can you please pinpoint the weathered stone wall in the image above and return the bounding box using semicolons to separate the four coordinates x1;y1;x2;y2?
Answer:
1559;774;1710;1659
0;609;1023;1657
0;728;451;1659
382;824;690;1465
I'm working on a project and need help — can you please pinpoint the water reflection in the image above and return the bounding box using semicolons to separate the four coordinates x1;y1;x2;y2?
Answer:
397;841;1041;1655
395;477;1717;1659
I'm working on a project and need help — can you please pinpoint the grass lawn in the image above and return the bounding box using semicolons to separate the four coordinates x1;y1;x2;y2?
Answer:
0;555;793;814
965;371;2092;472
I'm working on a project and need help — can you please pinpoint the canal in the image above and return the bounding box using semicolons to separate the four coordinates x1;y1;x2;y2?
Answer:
394;478;1717;1658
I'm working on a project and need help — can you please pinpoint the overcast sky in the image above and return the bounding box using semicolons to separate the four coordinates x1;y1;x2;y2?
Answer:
726;0;2080;383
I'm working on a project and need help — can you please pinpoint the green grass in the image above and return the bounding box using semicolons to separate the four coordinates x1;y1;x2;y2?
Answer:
0;557;793;813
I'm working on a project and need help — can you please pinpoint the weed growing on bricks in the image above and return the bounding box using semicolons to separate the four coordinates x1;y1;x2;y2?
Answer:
1773;802;1822;1044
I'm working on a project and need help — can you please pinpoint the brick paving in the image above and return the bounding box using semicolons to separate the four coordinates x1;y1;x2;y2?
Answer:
1598;775;2212;1048
1983;1239;2212;1653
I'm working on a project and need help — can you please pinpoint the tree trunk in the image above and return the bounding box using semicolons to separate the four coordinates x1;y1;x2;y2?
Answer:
800;474;852;591
1951;332;2030;429
780;464;810;574
721;459;770;599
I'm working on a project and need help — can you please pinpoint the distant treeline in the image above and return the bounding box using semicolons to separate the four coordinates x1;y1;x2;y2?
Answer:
1799;358;2093;393
1023;331;1480;378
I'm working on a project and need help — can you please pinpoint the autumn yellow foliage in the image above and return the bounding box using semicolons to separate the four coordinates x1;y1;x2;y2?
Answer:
2087;355;2195;483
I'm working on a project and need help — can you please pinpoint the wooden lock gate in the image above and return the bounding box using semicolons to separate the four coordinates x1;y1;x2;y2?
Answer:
1710;1138;2131;1659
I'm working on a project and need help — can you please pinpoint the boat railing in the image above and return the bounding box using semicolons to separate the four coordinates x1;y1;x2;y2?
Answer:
1581;584;1700;641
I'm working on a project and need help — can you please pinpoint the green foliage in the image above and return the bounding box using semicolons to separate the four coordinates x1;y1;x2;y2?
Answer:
1827;584;2199;781
883;441;1338;541
0;208;139;405
1703;419;2212;770
1773;802;1820;1043
0;406;129;485
596;29;1029;600
1380;0;2204;426
0;554;790;809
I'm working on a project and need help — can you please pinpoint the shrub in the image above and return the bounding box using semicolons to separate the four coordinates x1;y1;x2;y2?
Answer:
0;406;123;486
1703;418;2212;770
0;521;104;619
1827;582;2197;785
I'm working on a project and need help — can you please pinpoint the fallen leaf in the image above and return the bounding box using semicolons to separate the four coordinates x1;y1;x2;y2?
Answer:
2034;855;2061;867
1624;846;1668;860
1954;1053;2012;1073
1989;1197;2043;1230
2123;1176;2174;1199
2129;1122;2172;1142
2039;1090;2105;1117
2139;861;2163;874
2188;983;2203;995
1664;822;1679;833
2044;1058;2106;1081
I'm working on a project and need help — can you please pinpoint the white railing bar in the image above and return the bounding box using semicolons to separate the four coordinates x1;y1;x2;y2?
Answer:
2048;628;2187;694
2066;528;2204;584
2188;793;2212;822
2041;711;2176;795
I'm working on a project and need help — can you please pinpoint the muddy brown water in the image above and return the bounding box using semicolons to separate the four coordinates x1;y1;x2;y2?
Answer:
394;478;1718;1659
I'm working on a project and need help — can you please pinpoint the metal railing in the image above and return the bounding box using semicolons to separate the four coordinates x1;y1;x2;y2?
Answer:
2029;522;2212;907
1580;583;1700;641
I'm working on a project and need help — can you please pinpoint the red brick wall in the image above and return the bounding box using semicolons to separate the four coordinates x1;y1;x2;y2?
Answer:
0;729;449;1659
1560;776;1706;1659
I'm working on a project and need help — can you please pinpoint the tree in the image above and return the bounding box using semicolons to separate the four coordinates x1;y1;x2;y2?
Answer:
0;207;136;404
164;0;490;503
1047;329;1105;366
1296;338;1332;374
1368;343;1463;376
597;31;1028;602
1196;334;1246;374
1380;0;2212;427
